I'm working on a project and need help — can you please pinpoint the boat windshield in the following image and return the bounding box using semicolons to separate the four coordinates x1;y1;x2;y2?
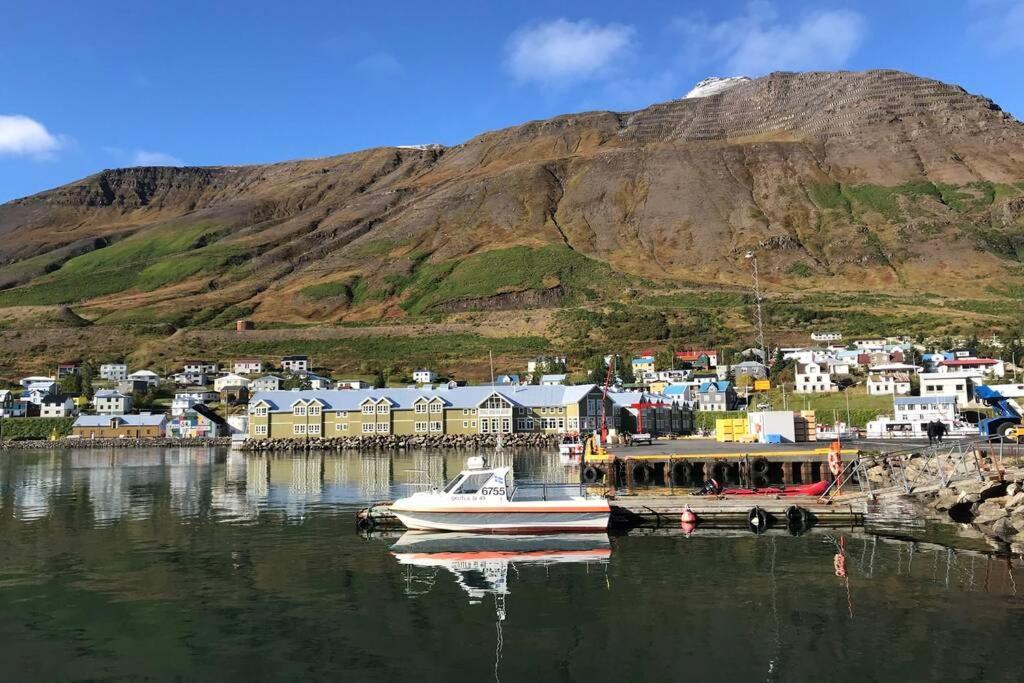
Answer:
442;475;463;494
453;472;492;495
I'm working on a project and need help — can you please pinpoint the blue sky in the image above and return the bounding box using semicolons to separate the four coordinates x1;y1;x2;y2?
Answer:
1;0;1023;202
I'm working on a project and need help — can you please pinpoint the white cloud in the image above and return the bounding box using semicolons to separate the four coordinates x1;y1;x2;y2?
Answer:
969;0;1024;52
0;114;63;158
506;18;635;86
675;3;866;76
131;150;184;166
355;52;404;77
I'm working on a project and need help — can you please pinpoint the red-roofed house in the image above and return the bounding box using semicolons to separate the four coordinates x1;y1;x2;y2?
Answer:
938;358;1004;378
675;350;718;368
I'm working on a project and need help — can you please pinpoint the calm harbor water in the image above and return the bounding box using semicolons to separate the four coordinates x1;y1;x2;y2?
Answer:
1;447;1023;681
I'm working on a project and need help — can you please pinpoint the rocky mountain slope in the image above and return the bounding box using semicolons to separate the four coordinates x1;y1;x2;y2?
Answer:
1;69;1023;343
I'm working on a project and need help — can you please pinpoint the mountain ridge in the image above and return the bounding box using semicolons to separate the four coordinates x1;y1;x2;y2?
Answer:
0;68;1023;376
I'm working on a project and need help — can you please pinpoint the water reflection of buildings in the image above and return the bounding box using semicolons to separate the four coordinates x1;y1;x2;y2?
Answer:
11;453;63;521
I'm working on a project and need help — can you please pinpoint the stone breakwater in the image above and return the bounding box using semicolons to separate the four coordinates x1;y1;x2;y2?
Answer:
1;437;233;450
923;474;1024;554
859;449;1024;554
241;433;562;452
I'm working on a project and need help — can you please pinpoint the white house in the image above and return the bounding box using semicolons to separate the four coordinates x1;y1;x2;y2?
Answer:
866;363;921;396
127;370;160;386
281;355;309;373
183;360;219;374
232;358;264;375
93;389;133;415
853;338;886;351
412;369;437;384
893;395;958;423
176;388;220;403
937;358;1005;378
336;379;371;389
171;371;207;386
40;395;77;418
171;394;202;416
825;359;852;376
20;375;55;388
527;355;567;373
214;373;251;392
250;375;283;392
20;380;58;405
811;332;842;342
99;363;128;381
541;374;568;386
919;371;982;406
794;362;835;394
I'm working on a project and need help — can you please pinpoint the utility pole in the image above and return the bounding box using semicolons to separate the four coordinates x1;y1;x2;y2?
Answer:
746;251;768;369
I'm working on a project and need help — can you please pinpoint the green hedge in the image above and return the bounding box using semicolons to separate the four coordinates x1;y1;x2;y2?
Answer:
0;417;74;440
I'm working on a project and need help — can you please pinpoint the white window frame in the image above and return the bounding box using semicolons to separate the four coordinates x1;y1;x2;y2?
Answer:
375;422;389;433
309;405;321;416
429;421;442;432
415;421;428;433
293;424;307;434
429;403;441;413
361;422;374;433
376;403;389;414
361;404;375;415
308;423;321;434
415;403;428;414
463;421;469;428
255;425;267;435
293;405;307;416
253;406;268;416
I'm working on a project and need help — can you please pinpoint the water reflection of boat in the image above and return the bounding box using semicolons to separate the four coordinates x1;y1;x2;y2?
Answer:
390;462;610;532
558;433;584;459
391;531;611;601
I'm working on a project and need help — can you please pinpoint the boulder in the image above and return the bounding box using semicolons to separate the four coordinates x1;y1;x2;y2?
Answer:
973;500;1009;525
989;517;1017;541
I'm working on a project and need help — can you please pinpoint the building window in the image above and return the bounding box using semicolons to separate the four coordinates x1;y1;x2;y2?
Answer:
481;420;489;433
253;406;268;416
362;404;375;414
415;403;428;414
462;409;469;415
471;421;477;428
309;405;321;416
415;422;428;432
429;421;442;432
293;424;307;434
376;403;389;413
429;403;441;413
293;406;307;416
308;424;321;435
255;425;267;435
376;423;389;433
463;420;469;429
362;423;374;433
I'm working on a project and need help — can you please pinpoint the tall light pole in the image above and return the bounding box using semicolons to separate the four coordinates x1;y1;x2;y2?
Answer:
746;251;768;369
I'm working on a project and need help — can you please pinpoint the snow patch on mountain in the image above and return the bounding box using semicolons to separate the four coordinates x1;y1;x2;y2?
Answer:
684;76;751;99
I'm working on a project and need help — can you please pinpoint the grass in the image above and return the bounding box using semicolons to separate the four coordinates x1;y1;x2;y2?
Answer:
218;333;551;368
397;245;620;314
0;221;240;307
786;262;813;278
1;417;74;439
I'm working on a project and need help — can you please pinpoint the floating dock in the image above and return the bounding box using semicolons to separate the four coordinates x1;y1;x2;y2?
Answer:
357;493;866;532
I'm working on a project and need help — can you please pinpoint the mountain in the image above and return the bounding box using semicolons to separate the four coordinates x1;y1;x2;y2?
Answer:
1;69;1023;376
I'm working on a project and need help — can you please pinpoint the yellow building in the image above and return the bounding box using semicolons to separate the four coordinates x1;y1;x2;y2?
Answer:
248;385;610;440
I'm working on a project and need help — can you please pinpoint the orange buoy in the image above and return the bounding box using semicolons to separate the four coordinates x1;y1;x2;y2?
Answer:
680;505;699;524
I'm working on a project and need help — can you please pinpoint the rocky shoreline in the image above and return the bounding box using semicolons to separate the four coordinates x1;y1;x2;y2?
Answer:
0;437;234;449
240;433;562;451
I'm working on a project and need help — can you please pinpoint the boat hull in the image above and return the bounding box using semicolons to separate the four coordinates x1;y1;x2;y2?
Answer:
391;508;610;533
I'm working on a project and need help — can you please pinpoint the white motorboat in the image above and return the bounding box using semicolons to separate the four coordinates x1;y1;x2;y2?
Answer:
558;433;584;458
389;461;610;533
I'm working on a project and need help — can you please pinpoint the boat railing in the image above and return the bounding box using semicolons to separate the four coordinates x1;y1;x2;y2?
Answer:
509;482;588;501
